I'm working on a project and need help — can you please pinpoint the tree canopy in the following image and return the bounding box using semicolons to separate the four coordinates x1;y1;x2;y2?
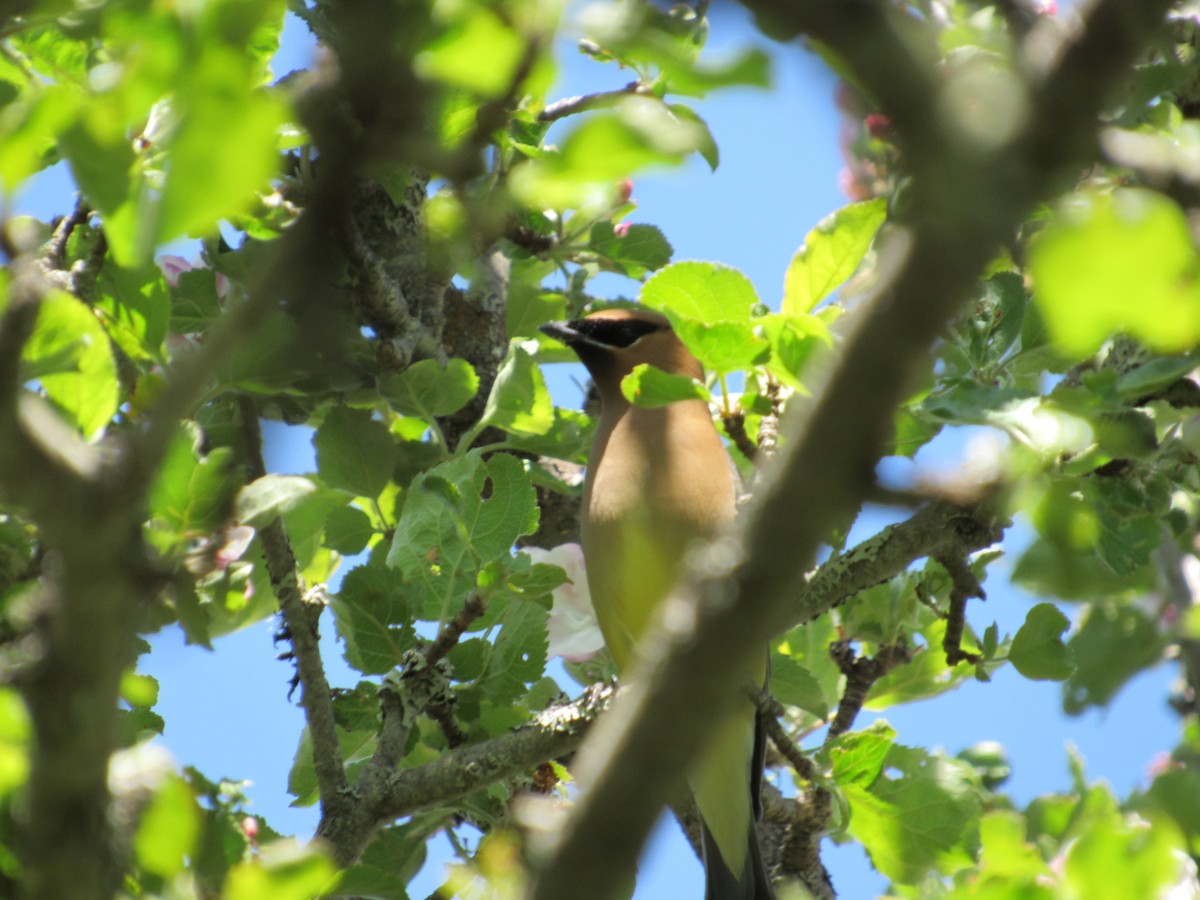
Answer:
1;0;1199;898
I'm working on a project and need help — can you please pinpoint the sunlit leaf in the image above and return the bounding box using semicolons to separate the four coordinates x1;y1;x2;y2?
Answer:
783;198;886;314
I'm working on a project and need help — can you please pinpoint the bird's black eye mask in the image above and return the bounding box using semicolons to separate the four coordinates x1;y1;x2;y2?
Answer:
568;317;663;349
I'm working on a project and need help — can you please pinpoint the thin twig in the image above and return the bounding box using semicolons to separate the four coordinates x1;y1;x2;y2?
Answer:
425;593;488;668
935;553;984;665
538;82;646;123
752;689;817;782
825;641;912;741
722;411;758;461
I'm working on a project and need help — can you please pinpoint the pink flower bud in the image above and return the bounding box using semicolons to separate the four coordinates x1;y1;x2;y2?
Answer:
865;113;893;140
613;222;632;239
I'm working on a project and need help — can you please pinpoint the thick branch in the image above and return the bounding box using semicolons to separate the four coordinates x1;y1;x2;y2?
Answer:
320;681;616;867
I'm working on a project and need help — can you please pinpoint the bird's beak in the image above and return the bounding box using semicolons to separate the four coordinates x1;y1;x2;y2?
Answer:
538;320;581;345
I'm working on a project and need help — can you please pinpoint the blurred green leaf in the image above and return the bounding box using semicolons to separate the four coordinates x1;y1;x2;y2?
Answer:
236;475;326;528
1063;805;1183;899
0;688;30;799
22;291;119;439
759;312;831;388
1009;603;1074;682
134;775;199;878
336;823;429;900
96;262;171;361
416;7;527;98
1062;602;1164;714
1031;189;1200;358
1142;769;1200;854
224;839;337;900
620;362;710;407
0;87;77;190
314;407;396;499
149;426;237;541
783;198;886;314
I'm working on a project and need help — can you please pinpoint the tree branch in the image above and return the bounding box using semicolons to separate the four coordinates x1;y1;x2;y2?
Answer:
239;398;351;819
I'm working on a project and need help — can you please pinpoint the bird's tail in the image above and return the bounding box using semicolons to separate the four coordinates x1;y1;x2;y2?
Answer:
701;819;774;900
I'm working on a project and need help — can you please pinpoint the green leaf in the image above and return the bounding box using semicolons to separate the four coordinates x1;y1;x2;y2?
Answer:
415;7;527;98
670;318;770;374
620;363;710;407
667;103;718;170
157;84;286;249
336;823;428;899
1063;804;1184;899
95;262;171;361
323;506;376;556
973;271;1026;363
21;291;119;439
1031;188;1200;358
865;620;978;708
642;260;760;322
844;744;981;885
1143;769;1200;854
149;426;237;540
1115;353;1200;399
58;117;137;216
970;811;1054;889
479;342;554;437
387;452;539;620
588;222;674;277
134;776;199;878
1009;603;1074;681
0;688;29;799
170;266;223;334
783;198;887;314
483;598;549;702
660;48;771;97
330;563;417;675
0;87;78;190
768;652;828;718
381;358;479;422
509;99;704;208
236;475;321;528
759;312;832;388
314;407;395;499
506;286;567;341
224;840;337;900
827;721;895;786
1062;602;1164;714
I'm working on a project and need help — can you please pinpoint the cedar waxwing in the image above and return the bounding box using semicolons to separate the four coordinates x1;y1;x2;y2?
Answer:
540;309;773;900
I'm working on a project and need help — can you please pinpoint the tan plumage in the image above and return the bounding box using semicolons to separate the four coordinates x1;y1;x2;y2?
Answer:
540;308;773;900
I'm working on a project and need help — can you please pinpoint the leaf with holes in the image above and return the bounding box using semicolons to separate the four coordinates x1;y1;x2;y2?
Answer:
387;451;539;621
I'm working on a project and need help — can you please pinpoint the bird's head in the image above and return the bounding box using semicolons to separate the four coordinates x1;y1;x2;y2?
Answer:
539;308;703;403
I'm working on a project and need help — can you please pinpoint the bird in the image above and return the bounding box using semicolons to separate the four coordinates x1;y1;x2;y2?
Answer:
539;307;774;900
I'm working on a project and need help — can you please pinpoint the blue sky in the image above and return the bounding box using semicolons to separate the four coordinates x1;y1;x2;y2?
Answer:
15;3;1181;897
